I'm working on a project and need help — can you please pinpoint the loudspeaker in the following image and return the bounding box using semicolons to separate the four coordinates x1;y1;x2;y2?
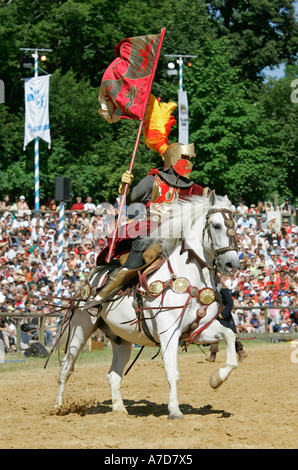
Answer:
24;342;49;358
55;177;72;202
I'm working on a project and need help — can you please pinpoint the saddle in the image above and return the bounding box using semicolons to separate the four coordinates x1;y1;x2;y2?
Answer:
77;242;220;351
77;242;165;305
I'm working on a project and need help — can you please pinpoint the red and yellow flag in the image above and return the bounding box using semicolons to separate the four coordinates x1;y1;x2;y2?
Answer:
98;29;165;123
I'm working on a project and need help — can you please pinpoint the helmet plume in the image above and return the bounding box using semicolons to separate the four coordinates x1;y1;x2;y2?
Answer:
143;94;177;158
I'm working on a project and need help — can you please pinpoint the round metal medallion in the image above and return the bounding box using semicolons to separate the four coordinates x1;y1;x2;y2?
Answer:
172;277;190;294
199;288;216;305
197;307;206;318
149;280;164;296
81;282;91;300
227;227;236;237
190;286;199;297
226;219;234;227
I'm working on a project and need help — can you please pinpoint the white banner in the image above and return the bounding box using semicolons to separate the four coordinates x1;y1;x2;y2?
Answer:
24;75;51;149
178;90;189;145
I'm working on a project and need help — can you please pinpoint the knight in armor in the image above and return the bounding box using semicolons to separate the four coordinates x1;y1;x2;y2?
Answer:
86;96;210;309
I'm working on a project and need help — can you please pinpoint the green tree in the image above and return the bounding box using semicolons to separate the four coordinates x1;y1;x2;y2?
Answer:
181;35;293;204
0;0;297;206
207;0;298;80
258;65;298;202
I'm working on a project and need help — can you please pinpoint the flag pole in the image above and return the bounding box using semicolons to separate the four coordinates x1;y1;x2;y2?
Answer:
33;49;40;215
56;200;65;306
107;119;144;263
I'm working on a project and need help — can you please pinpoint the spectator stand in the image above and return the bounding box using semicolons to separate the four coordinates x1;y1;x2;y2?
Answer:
0;193;297;356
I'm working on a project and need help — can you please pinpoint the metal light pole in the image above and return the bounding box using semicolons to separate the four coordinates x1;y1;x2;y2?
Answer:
165;54;197;145
20;47;52;214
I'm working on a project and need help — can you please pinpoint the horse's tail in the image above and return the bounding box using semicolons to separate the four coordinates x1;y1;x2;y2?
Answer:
44;306;74;369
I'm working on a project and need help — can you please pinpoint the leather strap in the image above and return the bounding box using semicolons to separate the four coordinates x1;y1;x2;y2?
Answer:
180;239;212;271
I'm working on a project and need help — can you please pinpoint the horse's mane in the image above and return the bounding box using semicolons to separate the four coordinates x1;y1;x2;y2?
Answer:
147;193;233;256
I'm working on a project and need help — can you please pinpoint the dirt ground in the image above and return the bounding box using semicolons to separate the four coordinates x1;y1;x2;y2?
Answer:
0;341;297;450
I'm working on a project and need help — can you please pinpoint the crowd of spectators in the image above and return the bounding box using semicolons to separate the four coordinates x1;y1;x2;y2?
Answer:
0;194;113;351
0;193;297;353
228;197;298;335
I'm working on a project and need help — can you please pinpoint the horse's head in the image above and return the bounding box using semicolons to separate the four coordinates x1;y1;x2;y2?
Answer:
204;191;240;276
150;190;240;277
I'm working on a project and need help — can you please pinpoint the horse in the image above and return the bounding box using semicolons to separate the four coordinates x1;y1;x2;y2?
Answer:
54;191;240;419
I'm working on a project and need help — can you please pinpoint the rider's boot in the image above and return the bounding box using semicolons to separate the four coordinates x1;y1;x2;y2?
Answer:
85;242;163;310
86;267;139;309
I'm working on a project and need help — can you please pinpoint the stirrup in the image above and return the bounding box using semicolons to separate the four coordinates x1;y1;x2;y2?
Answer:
86;307;100;317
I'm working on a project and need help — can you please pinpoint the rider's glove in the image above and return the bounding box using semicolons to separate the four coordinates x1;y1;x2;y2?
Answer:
118;170;134;195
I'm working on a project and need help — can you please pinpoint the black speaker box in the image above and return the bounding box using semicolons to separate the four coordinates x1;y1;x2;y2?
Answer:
55;177;72;202
24;342;49;358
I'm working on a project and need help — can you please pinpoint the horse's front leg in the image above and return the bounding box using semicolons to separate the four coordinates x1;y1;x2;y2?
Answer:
210;324;238;388
160;330;183;420
107;339;132;413
199;320;238;388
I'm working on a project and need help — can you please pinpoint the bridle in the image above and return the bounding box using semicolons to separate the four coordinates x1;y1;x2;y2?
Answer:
203;207;238;270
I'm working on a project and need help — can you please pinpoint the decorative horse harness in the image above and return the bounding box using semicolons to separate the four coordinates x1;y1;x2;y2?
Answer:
61;207;238;351
128;207;238;349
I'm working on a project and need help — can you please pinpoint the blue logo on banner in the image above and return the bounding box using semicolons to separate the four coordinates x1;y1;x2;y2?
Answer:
27;87;46;109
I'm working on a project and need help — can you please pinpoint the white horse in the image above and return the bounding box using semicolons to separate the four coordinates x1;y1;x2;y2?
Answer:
55;191;240;419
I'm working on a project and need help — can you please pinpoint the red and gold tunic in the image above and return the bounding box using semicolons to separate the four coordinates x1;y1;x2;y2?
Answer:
96;168;204;265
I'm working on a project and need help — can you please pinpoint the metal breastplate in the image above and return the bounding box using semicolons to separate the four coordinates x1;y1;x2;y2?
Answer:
150;174;179;220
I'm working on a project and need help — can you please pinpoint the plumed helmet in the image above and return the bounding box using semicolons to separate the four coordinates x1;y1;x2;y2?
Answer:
163;142;196;177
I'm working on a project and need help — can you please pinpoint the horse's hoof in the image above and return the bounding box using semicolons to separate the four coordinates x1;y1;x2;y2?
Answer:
168;411;184;420
54;397;63;408
209;370;223;389
112;405;128;414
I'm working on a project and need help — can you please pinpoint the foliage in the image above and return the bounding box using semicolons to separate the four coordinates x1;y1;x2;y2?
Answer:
0;0;297;207
207;0;298;80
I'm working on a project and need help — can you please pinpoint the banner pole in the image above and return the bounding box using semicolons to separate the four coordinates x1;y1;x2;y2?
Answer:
33;49;40;214
107;120;144;263
57;201;65;306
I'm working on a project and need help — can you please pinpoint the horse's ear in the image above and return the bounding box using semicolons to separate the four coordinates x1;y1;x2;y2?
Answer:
209;190;216;206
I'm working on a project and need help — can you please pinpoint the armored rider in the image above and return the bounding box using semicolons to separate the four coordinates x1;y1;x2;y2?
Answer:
86;97;210;309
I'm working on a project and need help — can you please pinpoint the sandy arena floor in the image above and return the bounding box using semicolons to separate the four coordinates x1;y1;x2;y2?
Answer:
0;341;297;449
